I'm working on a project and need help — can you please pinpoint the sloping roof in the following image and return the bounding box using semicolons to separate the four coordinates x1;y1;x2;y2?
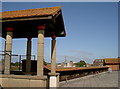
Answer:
104;58;120;64
1;6;66;38
1;6;61;19
44;66;109;72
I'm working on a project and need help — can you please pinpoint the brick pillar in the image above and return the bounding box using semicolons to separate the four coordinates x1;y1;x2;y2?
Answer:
4;27;13;74
26;37;32;73
37;25;45;76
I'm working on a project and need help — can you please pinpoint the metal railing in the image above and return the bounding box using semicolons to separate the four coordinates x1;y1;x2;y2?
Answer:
0;51;36;72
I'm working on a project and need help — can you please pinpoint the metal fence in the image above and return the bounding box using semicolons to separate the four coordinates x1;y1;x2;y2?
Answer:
0;51;36;72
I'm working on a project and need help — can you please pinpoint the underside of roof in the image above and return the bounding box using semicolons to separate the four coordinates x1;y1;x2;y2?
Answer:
1;6;66;38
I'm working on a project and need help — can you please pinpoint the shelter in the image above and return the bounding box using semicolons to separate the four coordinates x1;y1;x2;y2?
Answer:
0;6;66;88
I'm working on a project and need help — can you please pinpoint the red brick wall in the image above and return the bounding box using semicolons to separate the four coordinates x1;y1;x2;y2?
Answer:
106;64;119;71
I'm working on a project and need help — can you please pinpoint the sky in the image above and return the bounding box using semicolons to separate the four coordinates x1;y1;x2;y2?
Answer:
1;2;118;64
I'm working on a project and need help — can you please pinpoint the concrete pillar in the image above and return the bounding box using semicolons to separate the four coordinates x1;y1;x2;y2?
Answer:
49;33;60;87
49;73;60;87
4;27;13;74
26;38;32;73
51;37;56;73
57;73;60;87
4;41;6;64
37;25;45;76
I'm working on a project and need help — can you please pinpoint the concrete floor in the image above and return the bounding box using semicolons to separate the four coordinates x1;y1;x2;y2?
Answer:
60;71;119;88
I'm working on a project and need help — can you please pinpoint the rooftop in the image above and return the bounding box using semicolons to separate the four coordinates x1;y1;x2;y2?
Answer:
104;58;120;64
1;6;61;19
45;65;109;72
1;6;66;38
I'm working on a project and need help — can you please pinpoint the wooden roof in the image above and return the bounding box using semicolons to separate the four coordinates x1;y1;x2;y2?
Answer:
1;6;61;19
1;6;66;38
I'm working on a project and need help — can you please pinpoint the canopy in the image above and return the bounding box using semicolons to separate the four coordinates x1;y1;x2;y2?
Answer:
1;6;66;38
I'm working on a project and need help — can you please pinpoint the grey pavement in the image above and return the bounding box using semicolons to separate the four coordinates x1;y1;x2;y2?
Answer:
60;71;119;88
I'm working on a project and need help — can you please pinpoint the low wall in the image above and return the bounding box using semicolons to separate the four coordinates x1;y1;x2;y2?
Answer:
0;75;48;88
58;66;109;81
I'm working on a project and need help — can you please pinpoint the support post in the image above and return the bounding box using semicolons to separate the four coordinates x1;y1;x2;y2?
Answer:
51;38;56;73
26;37;32;73
49;32;60;87
49;73;60;87
37;25;45;76
4;27;13;75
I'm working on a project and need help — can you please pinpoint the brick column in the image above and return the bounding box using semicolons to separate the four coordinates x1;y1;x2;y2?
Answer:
26;37;32;73
4;27;13;74
37;25;45;76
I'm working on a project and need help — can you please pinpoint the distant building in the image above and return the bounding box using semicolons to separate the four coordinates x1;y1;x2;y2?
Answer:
93;58;120;71
86;63;91;67
66;61;74;67
58;61;76;68
104;58;120;71
60;62;65;67
93;59;105;66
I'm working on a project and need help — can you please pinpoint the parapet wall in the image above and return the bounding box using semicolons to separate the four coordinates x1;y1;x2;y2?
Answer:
0;75;48;88
58;66;109;81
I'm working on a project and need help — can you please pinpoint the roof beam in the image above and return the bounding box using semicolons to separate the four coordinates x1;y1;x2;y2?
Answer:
1;16;52;22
